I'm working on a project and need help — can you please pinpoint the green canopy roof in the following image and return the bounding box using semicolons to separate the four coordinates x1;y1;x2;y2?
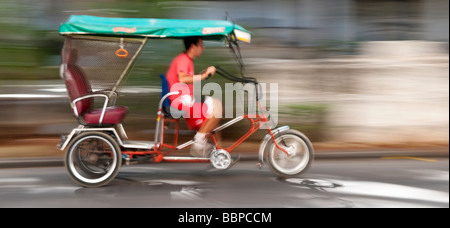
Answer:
59;15;251;43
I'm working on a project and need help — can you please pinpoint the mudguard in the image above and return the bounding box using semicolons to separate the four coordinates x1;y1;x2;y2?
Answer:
58;125;125;151
257;125;290;167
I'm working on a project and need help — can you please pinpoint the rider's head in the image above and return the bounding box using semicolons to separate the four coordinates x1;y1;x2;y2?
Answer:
184;36;204;59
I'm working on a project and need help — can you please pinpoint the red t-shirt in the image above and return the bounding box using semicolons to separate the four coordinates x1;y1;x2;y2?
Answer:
165;52;210;130
166;52;194;103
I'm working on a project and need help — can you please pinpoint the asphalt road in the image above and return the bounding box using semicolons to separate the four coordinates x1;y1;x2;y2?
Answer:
1;81;448;209
0;157;448;208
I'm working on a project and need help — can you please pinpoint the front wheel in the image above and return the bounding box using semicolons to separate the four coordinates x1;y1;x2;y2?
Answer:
265;130;314;177
65;132;122;187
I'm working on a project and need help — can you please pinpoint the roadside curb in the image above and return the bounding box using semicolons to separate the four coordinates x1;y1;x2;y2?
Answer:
0;148;447;169
0;157;64;169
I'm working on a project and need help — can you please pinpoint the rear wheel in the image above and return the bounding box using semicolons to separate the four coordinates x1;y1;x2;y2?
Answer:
265;130;314;177
65;132;122;187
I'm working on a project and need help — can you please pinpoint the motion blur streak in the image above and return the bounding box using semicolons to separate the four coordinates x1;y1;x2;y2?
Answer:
0;0;448;159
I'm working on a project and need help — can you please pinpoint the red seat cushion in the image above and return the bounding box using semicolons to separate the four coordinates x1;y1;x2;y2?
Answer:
84;106;128;125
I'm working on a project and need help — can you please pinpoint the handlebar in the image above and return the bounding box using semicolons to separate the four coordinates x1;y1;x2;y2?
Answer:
211;66;263;101
213;66;258;84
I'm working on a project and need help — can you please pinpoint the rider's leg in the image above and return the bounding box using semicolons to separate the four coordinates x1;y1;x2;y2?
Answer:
191;97;222;157
198;96;222;134
198;114;222;147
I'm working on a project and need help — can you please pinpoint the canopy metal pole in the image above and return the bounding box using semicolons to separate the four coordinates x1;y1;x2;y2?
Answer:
109;37;148;98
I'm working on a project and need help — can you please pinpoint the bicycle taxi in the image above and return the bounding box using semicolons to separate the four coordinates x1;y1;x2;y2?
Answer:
57;15;314;187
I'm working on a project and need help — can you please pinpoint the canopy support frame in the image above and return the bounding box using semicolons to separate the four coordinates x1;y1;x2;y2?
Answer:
109;37;148;98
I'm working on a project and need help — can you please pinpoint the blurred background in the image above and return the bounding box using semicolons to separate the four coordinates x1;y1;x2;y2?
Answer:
0;0;448;157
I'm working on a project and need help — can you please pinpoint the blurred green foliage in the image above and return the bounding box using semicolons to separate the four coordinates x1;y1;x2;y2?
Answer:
0;0;328;142
280;104;328;117
0;0;209;81
316;40;359;55
279;104;329;141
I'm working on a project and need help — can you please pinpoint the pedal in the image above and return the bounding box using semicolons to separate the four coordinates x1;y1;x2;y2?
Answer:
228;154;240;170
210;149;239;170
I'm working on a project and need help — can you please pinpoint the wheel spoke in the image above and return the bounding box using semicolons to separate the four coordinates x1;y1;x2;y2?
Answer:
66;133;121;187
267;131;312;176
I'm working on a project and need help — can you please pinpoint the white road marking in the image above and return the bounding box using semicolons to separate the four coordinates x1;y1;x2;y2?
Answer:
408;170;449;181
0;94;66;99
0;178;40;183
328;180;449;204
285;176;449;206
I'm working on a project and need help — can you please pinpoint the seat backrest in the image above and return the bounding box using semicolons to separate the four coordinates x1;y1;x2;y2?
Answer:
63;49;92;115
160;74;171;108
159;74;186;118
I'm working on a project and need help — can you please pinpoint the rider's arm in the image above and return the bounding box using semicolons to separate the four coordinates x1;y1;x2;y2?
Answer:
178;71;206;84
178;66;216;84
